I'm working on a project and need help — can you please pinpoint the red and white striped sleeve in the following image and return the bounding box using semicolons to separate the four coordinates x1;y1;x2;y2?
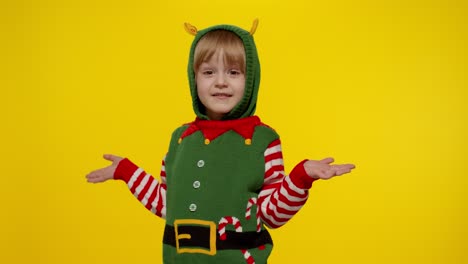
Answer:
258;139;316;229
113;157;167;219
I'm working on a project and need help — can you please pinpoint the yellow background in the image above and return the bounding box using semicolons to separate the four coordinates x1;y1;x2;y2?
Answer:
1;0;467;263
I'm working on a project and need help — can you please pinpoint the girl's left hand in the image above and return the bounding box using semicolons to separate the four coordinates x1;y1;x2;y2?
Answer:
303;158;355;180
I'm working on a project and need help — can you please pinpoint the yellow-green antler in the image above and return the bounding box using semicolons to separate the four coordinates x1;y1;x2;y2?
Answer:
184;22;198;36
250;18;259;35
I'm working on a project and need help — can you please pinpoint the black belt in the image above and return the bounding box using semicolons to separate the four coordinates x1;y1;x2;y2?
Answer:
163;223;272;252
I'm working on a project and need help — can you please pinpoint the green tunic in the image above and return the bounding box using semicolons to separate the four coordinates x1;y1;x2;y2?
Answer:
163;117;278;263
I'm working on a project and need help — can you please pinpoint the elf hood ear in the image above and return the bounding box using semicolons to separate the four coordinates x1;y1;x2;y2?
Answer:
249;19;259;35
184;22;198;36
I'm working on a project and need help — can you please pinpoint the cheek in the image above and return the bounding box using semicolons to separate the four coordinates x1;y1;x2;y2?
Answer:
237;79;246;93
195;78;204;92
197;80;205;89
196;80;209;99
196;75;210;89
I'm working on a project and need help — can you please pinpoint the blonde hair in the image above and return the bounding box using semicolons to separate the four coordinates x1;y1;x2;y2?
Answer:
193;30;246;74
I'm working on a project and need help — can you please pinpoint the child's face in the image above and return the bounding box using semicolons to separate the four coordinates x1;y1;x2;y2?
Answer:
196;49;245;120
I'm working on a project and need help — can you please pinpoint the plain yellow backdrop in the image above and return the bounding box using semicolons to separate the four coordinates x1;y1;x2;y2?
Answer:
1;0;467;263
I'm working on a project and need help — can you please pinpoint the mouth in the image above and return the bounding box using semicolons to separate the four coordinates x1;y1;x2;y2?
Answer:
212;93;232;98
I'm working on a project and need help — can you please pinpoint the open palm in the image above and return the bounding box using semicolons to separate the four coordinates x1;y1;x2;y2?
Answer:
86;154;123;183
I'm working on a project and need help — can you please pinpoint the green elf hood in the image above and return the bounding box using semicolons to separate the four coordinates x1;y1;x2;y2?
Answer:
186;21;261;120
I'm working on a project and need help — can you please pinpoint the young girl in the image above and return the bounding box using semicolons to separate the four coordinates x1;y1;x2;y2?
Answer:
86;20;355;264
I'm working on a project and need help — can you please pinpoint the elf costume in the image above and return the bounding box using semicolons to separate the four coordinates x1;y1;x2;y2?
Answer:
114;21;317;264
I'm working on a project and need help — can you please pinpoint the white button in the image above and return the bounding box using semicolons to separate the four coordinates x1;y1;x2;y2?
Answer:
197;160;205;167
193;181;201;189
189;203;197;212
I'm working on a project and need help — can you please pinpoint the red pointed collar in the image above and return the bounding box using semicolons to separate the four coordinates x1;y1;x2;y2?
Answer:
179;116;262;145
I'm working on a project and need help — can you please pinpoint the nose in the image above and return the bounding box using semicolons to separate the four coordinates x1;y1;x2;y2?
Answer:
215;73;228;88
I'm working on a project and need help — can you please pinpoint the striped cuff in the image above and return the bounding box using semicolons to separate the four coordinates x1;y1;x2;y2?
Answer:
288;159;317;189
114;158;139;183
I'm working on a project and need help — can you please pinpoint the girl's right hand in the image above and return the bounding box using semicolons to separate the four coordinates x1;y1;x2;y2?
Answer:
86;154;123;183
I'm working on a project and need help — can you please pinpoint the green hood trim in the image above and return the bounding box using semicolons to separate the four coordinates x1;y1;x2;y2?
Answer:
187;24;261;120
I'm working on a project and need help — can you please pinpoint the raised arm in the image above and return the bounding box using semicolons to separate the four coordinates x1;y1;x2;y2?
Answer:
86;154;167;219
257;140;355;228
257;140;311;228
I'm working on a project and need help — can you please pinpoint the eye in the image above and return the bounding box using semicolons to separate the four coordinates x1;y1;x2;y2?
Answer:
202;70;214;75
228;69;241;76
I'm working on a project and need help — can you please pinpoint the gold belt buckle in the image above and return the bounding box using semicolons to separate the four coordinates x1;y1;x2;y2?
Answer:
174;219;217;256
